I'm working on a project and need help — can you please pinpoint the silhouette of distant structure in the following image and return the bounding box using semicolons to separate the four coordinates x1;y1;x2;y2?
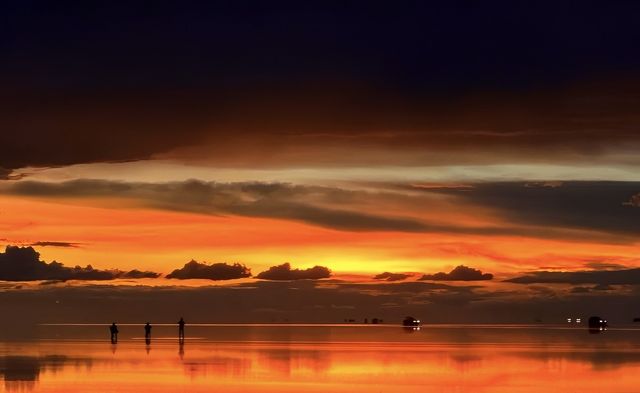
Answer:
402;316;420;327
109;323;119;343
588;316;607;331
178;317;185;341
343;319;356;323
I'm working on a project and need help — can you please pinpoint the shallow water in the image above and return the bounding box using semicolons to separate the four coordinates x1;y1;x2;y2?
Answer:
1;324;640;392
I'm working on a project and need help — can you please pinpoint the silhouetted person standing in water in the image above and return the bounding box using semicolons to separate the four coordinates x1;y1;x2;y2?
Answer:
178;317;185;341
110;323;119;344
144;322;152;345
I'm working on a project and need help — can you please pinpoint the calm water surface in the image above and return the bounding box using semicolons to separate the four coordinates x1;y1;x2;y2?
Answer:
1;324;639;392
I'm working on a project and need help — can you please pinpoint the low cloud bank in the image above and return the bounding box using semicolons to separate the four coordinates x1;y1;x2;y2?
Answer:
257;263;331;280
0;246;159;281
420;265;493;281
167;260;251;280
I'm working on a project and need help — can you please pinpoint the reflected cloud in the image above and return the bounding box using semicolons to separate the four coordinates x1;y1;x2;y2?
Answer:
1;329;640;392
0;355;92;391
256;348;332;376
183;356;251;379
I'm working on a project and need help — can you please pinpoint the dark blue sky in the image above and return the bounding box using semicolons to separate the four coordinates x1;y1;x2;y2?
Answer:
3;1;640;93
2;2;640;171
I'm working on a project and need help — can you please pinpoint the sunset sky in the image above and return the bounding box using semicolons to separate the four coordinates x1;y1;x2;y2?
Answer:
1;2;639;325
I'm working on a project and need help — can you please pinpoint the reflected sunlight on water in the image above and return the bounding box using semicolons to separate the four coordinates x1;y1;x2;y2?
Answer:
1;325;640;392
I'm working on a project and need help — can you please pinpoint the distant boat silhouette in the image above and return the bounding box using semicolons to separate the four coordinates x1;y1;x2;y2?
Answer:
402;316;420;327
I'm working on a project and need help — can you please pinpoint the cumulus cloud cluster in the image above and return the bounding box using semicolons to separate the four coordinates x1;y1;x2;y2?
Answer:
0;246;159;281
256;263;331;281
373;272;412;281
166;260;251;280
0;245;333;283
420;265;493;281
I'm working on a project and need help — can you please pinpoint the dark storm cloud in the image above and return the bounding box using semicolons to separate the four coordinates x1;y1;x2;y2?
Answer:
373;272;412;282
166;260;251;281
0;179;432;233
420;265;493;281
256;263;331;281
2;3;640;173
29;241;79;248
4;178;618;238
506;268;640;285
0;245;159;281
424;181;640;238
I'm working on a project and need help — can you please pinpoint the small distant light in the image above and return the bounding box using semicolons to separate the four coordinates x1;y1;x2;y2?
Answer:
567;318;572;323
576;318;581;323
417;320;420;323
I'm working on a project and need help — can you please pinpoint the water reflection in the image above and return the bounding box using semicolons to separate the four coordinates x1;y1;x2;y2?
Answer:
0;355;92;391
2;325;640;392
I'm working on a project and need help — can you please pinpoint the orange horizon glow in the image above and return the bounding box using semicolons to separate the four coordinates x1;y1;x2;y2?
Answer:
1;193;638;282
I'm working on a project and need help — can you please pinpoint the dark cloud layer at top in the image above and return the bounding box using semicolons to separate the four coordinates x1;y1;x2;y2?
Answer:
506;268;640;286
2;4;640;173
256;263;331;281
420;265;493;281
166;260;251;281
0;246;159;281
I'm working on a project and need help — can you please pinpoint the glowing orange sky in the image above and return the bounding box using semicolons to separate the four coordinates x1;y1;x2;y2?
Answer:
2;192;638;280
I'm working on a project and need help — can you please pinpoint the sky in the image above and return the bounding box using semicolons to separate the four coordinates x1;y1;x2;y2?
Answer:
1;1;639;326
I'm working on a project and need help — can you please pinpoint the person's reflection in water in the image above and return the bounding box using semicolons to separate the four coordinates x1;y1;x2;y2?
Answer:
109;323;119;344
178;317;185;341
178;340;185;361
